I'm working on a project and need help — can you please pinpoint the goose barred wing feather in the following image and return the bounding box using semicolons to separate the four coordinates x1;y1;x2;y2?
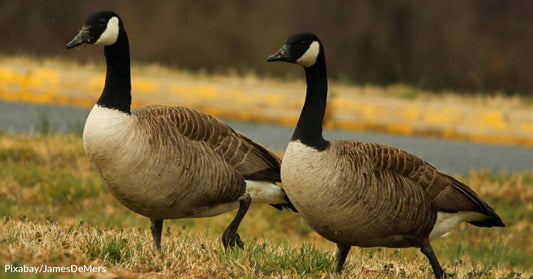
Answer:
357;142;500;219
234;131;281;181
132;105;280;182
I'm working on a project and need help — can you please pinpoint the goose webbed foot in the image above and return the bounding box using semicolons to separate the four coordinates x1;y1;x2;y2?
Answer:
222;231;244;249
221;194;252;249
335;244;351;273
150;219;163;251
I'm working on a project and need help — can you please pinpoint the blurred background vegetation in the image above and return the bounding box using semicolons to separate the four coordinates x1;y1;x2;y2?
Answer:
0;0;532;95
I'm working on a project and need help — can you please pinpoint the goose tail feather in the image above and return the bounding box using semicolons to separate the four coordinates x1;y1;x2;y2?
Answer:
270;189;298;213
468;205;505;227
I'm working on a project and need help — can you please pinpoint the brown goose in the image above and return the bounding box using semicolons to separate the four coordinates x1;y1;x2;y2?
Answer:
66;10;296;250
267;32;504;279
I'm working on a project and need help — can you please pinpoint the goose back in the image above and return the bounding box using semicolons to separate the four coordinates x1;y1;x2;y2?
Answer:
133;105;282;182
356;142;499;217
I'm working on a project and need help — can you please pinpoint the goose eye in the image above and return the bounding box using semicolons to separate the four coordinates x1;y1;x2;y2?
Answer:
300;40;307;45
99;19;107;26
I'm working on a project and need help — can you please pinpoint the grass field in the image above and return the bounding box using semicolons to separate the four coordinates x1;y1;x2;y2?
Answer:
0;132;531;278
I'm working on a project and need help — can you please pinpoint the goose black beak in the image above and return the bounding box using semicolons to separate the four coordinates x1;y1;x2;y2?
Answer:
267;45;292;62
66;26;91;49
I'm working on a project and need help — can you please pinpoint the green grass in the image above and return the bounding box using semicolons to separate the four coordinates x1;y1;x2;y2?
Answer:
0;133;531;278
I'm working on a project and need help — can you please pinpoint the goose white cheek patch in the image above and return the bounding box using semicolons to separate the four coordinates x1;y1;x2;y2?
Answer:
95;16;119;45
296;41;320;67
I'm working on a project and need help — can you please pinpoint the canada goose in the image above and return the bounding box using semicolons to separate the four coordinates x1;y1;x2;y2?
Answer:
66;10;296;250
267;32;505;278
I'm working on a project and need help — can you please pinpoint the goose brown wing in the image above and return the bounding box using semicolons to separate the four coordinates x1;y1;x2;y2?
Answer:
233;131;281;181
133;105;280;182
356;142;491;214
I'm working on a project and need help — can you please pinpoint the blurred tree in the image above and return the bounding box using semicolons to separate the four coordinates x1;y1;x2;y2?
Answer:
0;0;531;95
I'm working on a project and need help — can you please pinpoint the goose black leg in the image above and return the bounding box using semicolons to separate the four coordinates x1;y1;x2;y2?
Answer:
420;243;447;279
222;194;252;249
150;219;163;251
335;244;351;273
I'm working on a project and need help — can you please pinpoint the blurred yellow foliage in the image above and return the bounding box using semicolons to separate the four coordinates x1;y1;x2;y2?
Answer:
0;59;532;147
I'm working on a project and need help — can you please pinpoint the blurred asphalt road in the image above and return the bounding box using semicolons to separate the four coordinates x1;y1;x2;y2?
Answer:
1;100;532;174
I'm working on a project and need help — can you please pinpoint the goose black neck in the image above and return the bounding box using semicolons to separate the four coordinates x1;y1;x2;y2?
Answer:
291;53;329;151
97;28;131;114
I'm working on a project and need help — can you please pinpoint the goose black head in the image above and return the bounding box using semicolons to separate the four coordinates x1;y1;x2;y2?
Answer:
66;11;122;49
267;32;322;67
